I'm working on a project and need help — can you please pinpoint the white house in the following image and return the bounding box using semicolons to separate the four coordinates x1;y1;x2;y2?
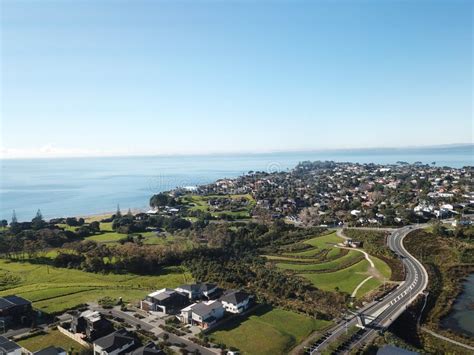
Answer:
93;329;136;355
350;210;361;216
220;291;252;314
179;300;225;329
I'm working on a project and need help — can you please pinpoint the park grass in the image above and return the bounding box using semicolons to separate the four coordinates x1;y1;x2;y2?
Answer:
299;259;372;294
0;260;192;314
85;232;124;243
18;329;88;352
210;306;331;355
353;277;381;298
99;222;113;231
271;231;392;298
182;193;255;218
372;256;392;279
282;232;343;257
276;250;362;272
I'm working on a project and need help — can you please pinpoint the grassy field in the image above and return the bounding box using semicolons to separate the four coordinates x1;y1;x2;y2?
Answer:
0;259;192;314
210;306;331;355
18;329;88;352
282;232;343;257
181;193;255;218
299;259;373;293
276;250;362;272
266;231;391;298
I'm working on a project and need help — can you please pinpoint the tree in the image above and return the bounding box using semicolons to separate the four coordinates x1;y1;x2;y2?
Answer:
116;204;122;218
31;209;46;230
11;210;18;225
0;220;7;228
89;221;100;233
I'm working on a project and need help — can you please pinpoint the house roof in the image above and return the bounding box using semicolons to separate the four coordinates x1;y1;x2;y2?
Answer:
130;342;165;355
177;283;216;293
0;336;21;352
190;301;223;317
220;291;250;305
94;329;135;352
34;346;66;355
0;295;31;310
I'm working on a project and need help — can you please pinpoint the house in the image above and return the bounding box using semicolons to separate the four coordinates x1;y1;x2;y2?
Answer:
344;239;363;248
33;347;67;355
179;300;225;329
0;336;21;355
140;288;189;314
70;310;113;341
175;283;218;300
93;329;137;355
220;290;252;314
129;342;165;355
0;295;32;325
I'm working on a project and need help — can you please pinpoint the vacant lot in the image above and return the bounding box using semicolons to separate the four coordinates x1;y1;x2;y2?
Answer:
18;329;88;352
210;306;330;355
0;259;192;314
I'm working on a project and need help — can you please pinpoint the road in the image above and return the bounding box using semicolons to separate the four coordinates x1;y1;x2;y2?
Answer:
309;225;429;354
90;305;217;355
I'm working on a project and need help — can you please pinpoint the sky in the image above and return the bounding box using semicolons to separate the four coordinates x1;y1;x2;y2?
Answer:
0;0;472;158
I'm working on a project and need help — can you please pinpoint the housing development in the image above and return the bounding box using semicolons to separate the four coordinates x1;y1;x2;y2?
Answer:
0;161;472;355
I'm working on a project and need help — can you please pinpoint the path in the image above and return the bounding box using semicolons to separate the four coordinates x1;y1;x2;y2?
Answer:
351;276;374;298
336;229;383;298
421;327;474;352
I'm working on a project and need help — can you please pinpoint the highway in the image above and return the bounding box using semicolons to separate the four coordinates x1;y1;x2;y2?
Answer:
308;225;429;354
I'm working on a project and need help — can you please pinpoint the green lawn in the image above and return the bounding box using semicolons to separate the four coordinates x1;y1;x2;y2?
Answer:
18;330;88;352
299;259;373;294
210;306;331;355
268;231;392;299
181;193;255;218
282;232;343;257
0;259;192;314
276;250;362;272
85;232;125;243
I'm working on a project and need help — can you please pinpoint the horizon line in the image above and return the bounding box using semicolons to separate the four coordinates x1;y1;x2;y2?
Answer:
0;143;472;161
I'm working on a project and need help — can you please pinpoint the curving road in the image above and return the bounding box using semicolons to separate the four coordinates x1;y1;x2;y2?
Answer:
308;225;429;354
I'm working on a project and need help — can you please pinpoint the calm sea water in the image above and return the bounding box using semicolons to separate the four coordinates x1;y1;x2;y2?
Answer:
0;146;472;221
442;273;474;337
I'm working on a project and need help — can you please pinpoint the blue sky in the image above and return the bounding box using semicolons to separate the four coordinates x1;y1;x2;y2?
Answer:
1;0;472;158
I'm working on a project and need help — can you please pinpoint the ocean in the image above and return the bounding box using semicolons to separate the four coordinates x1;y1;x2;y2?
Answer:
0;145;472;221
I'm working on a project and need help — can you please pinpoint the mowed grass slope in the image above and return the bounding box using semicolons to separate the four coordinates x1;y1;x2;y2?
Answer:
0;260;191;314
210;306;330;355
299;259;372;294
276;250;362;271
267;231;391;298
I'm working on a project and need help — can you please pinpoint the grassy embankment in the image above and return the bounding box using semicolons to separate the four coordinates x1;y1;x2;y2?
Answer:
209;306;331;355
0;259;192;315
265;232;391;298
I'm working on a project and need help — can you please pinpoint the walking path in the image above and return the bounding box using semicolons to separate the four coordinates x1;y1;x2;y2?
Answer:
351;276;374;298
421;327;474;351
336;229;382;297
